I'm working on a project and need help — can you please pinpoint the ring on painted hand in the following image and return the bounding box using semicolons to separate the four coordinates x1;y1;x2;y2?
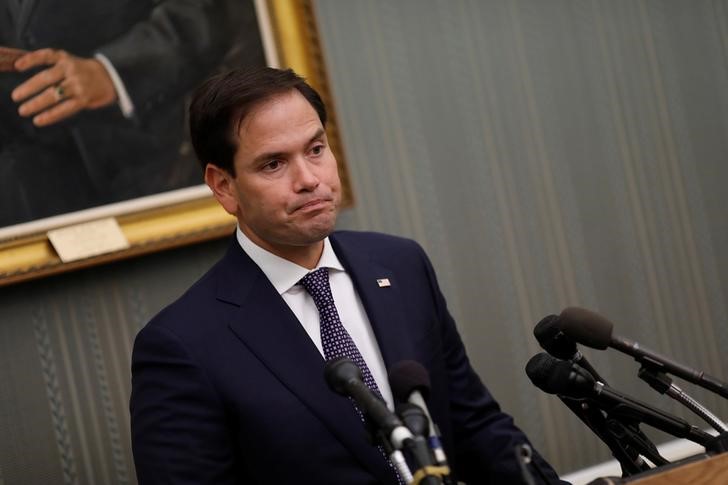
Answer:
55;85;65;100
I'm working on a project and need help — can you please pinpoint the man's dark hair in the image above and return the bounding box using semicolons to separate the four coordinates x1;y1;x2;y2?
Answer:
189;67;327;175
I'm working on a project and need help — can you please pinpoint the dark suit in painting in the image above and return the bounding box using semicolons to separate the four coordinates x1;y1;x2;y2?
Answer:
130;231;564;484
0;0;264;226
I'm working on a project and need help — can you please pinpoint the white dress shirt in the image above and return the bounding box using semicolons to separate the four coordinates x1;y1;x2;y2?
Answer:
236;227;395;409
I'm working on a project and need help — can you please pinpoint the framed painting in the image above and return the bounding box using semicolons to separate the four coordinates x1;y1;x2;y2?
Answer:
0;0;353;286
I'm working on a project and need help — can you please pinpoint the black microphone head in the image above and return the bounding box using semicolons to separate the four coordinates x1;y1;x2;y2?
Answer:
525;352;595;397
324;357;363;395
389;360;431;402
396;402;430;437
533;314;578;359
559;307;614;350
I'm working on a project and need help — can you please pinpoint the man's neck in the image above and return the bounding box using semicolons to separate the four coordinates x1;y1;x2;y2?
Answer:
270;242;324;269
239;227;324;269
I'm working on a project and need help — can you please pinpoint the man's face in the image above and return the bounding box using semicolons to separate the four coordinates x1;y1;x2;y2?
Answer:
215;90;341;259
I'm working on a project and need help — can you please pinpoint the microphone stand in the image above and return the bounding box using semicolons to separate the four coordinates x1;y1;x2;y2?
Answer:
637;364;728;454
560;396;653;476
600;414;669;467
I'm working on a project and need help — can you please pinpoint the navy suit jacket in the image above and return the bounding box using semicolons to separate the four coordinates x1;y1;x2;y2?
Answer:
130;231;564;484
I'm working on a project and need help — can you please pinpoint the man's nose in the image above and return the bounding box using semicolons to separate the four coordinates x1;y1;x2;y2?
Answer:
292;158;320;191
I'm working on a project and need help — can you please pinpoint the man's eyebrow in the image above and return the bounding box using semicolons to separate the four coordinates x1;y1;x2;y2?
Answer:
251;128;326;165
252;150;285;165
309;127;326;143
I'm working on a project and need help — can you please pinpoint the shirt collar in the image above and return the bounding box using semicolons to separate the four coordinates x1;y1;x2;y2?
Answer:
236;227;344;295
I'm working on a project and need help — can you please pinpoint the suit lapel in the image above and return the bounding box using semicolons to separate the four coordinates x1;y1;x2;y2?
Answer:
329;234;416;369
217;240;394;484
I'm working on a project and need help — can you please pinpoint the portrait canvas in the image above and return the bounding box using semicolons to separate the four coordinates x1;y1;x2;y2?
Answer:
0;1;267;233
0;1;352;285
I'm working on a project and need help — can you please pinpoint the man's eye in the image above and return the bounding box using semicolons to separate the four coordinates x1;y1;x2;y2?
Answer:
263;160;282;171
311;144;324;155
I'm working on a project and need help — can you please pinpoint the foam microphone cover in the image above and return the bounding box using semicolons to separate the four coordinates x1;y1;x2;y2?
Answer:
533;314;578;359
525;353;594;396
525;353;573;395
559;307;614;350
389;360;431;402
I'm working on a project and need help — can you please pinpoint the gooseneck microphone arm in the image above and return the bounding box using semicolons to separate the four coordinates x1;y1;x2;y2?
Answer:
638;365;728;434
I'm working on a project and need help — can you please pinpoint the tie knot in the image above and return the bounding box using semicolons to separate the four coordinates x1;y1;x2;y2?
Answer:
299;268;334;307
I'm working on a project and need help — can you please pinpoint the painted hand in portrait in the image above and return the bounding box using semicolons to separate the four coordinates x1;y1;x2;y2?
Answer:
0;0;266;229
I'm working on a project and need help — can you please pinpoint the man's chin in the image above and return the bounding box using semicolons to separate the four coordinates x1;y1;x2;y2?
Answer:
302;223;336;243
295;217;337;244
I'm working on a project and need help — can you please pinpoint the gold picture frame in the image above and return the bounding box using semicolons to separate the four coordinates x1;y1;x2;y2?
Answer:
0;0;352;287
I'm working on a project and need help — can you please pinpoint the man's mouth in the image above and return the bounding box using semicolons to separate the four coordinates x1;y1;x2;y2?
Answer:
294;197;332;212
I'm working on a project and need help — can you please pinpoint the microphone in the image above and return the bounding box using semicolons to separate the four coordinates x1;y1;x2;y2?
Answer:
325;357;413;448
558;307;728;399
389;361;454;485
526;353;713;447
534;315;654;475
397;402;430;438
325;358;439;483
534;314;607;383
389;361;450;468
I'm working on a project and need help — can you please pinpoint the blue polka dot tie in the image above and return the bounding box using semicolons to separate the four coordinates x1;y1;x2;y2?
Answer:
299;268;403;484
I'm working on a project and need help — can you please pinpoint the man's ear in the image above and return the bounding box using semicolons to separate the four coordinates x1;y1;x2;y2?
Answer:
205;163;239;216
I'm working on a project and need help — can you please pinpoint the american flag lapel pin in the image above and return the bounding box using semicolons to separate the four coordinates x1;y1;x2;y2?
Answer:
376;278;391;288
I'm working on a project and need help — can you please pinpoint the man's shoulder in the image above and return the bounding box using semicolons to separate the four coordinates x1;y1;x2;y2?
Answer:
140;268;216;336
138;242;244;339
329;230;432;275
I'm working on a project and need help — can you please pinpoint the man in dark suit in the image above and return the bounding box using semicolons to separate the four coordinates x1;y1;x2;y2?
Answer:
130;67;566;484
0;0;264;226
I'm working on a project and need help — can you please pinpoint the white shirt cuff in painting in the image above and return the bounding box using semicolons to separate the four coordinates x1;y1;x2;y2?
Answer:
94;52;135;118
